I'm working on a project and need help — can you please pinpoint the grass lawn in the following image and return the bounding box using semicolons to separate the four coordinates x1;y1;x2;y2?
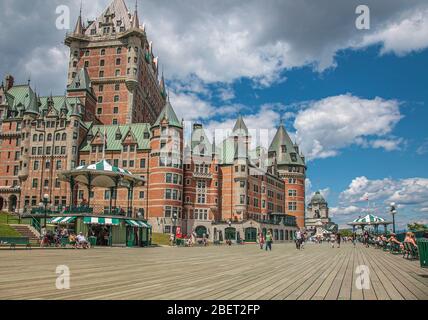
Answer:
151;233;170;246
0;212;21;237
0;212;20;224
0;224;20;237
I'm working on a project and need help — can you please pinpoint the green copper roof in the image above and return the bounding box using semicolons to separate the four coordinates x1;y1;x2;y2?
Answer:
269;125;305;167
311;191;326;204
191;125;212;155
232;115;248;136
153;100;182;128
80;123;152;152
68;68;91;92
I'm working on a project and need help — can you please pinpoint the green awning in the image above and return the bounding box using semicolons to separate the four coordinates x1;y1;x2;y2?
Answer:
48;217;77;224
83;217;120;226
125;219;150;228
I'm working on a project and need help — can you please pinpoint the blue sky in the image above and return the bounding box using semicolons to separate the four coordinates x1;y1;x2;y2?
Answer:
0;0;427;228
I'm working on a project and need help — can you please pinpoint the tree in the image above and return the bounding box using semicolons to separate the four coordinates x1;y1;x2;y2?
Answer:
339;229;354;237
407;223;427;231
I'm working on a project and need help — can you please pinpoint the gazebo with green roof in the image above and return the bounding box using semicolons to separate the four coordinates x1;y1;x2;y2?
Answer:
58;159;145;216
348;214;392;234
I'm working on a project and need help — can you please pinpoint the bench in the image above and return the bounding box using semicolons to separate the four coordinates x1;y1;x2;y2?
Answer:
402;242;418;260
389;242;402;254
0;237;31;250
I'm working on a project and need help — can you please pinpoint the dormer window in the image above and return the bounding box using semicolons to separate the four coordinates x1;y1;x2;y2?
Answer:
91;29;96;35
290;153;297;162
115;133;121;140
143;132;150;139
281;145;286;153
116;20;122;27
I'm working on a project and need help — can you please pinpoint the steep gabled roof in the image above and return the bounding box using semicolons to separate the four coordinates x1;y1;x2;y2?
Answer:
68;68;91;92
269;124;305;167
232;115;248;136
85;0;132;36
153;100;182;128
80;123;152;152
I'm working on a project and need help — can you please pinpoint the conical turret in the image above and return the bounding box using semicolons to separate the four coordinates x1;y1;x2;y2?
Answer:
131;0;140;29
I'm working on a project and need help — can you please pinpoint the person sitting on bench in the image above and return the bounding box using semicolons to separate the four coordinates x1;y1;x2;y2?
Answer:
388;233;402;251
76;232;90;249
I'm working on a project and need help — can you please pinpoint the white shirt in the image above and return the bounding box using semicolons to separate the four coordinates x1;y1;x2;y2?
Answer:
77;235;86;242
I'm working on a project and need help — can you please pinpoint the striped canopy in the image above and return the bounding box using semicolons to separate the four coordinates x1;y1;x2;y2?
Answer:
350;214;387;225
58;159;145;188
75;160;132;175
125;219;151;228
83;217;120;226
49;216;76;224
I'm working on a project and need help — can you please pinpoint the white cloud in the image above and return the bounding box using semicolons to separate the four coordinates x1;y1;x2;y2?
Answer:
359;9;428;56
293;94;403;160
1;1;428;93
416;139;428;155
330;205;361;217
340;176;428;207
369;138;403;151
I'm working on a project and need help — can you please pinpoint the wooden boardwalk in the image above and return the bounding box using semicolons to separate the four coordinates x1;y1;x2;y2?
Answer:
0;243;427;300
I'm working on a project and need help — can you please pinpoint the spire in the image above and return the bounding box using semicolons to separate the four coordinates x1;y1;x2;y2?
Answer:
60;96;69;116
71;97;82;118
232;115;248;136
74;1;84;35
131;0;140;28
268;123;305;166
153;98;182;128
24;90;39;116
212;134;217;156
160;67;166;99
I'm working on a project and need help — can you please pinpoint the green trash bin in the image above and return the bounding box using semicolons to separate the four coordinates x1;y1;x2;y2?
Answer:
416;238;428;268
88;236;97;247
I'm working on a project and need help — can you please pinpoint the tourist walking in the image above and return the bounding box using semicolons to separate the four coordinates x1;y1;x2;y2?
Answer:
258;232;265;250
336;232;341;248
363;231;370;248
265;231;273;251
330;233;336;248
295;230;302;250
352;232;357;247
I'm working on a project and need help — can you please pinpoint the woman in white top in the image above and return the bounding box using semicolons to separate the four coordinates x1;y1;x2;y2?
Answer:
330;233;336;248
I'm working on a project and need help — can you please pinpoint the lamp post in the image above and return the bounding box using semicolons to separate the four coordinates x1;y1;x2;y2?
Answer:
172;212;178;244
39;193;50;229
390;202;397;233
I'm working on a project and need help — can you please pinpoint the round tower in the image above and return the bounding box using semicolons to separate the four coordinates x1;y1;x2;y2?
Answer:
148;99;184;234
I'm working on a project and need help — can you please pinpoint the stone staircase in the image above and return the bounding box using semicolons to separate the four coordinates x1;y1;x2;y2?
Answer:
10;224;40;243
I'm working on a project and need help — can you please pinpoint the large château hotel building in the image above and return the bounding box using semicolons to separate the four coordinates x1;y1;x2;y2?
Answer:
0;0;306;241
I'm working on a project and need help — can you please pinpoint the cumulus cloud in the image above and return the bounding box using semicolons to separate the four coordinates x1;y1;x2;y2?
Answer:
330;176;428;227
359;8;428;56
1;0;428;93
293;94;403;160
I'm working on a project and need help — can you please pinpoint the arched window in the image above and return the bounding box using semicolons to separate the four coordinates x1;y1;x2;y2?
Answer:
38;134;43;142
55;133;61;141
47;133;52;141
62;133;67;141
32;134;37;142
116;47;122;54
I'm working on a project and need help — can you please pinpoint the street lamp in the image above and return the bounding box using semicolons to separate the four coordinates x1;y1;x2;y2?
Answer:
390;202;397;233
172;212;178;243
40;193;49;228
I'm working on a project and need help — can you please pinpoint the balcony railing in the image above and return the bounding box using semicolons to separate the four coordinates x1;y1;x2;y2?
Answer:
193;172;212;179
